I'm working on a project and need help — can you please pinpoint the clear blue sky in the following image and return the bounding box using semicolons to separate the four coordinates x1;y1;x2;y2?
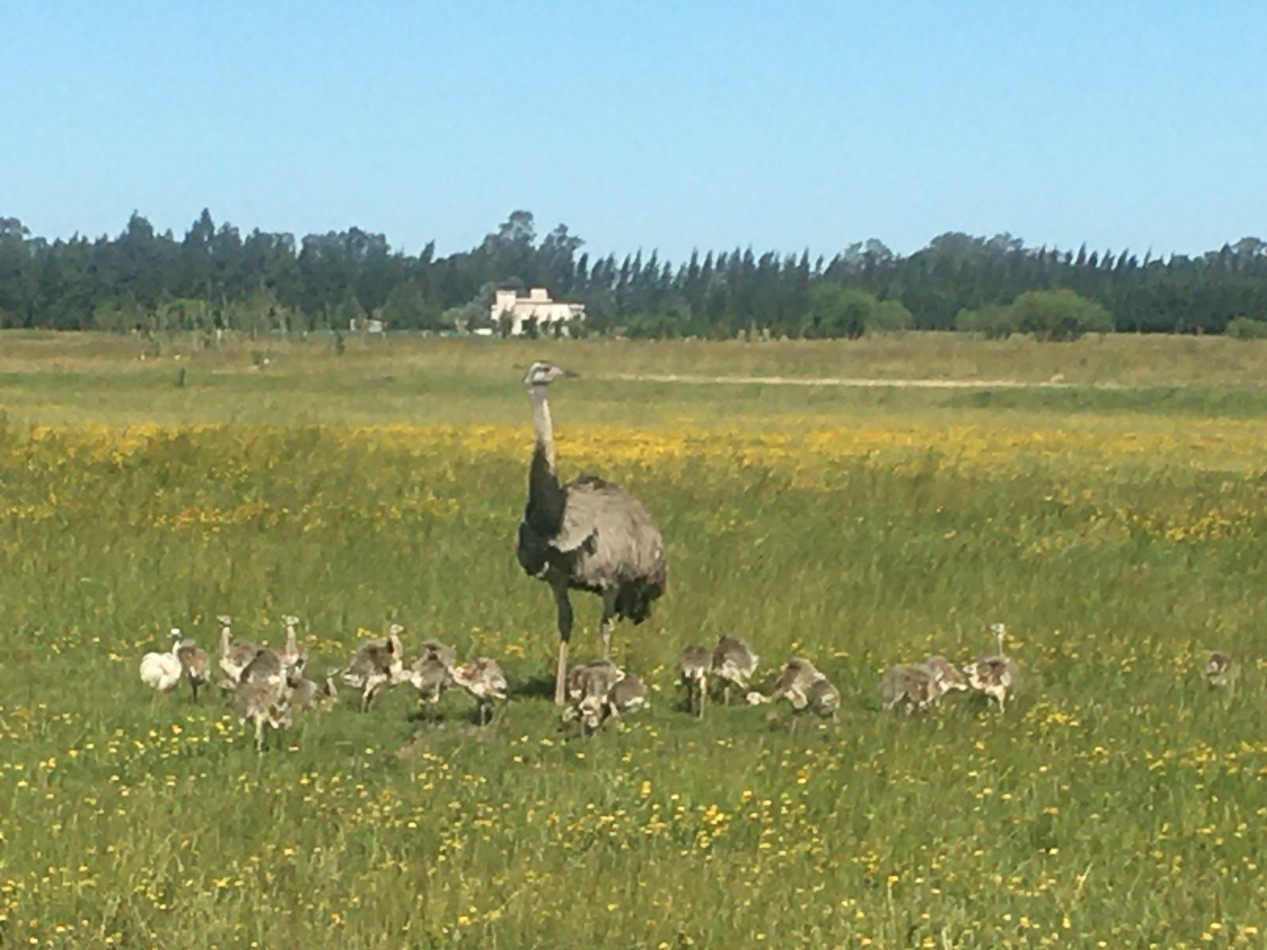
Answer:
5;0;1264;263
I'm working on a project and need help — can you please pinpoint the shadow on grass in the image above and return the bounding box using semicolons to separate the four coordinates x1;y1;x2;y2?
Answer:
510;673;556;701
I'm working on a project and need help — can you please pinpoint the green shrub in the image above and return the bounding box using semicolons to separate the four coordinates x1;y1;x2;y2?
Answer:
1225;315;1267;340
803;285;911;338
869;298;913;334
955;304;1019;339
1010;289;1113;341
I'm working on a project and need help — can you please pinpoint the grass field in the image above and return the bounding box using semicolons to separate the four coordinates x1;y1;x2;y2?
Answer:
1;332;1265;948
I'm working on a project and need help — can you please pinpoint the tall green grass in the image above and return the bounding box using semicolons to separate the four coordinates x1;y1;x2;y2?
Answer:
0;336;1264;947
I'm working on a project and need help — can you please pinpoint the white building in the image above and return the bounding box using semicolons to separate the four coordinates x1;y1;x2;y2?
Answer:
490;287;585;337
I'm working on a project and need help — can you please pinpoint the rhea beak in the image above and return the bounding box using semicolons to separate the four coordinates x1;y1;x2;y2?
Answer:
562;369;581;378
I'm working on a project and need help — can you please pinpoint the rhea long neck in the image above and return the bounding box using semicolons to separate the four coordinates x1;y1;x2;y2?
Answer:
525;382;567;531
527;383;556;474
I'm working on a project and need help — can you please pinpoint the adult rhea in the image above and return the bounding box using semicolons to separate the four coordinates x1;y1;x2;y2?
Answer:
517;361;667;705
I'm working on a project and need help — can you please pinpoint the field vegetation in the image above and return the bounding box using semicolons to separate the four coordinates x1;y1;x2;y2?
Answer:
0;333;1264;947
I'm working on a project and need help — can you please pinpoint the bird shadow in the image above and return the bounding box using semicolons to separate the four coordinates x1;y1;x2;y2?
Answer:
510;673;557;701
404;704;498;729
404;706;445;725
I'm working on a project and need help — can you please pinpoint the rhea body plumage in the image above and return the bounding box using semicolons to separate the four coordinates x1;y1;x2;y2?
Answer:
517;361;667;705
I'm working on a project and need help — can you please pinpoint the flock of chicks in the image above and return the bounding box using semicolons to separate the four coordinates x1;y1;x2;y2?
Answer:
140;616;1239;750
138;615;509;749
140;615;340;749
877;622;1021;716
680;624;1015;724
673;633;842;720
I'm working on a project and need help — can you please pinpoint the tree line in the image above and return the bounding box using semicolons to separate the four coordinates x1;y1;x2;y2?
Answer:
2;209;1266;339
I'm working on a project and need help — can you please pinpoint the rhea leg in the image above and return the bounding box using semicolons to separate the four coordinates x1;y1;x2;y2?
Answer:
554;586;573;706
599;588;619;659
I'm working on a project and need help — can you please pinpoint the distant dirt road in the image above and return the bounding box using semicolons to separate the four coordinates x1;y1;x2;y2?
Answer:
599;372;1123;390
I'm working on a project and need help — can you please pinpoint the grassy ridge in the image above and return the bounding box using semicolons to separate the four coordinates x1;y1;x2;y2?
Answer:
0;336;1264;947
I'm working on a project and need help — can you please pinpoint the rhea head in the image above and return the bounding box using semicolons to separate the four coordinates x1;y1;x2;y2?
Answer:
523;361;579;388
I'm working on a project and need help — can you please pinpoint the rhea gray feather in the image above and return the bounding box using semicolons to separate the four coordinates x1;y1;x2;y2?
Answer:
516;361;667;705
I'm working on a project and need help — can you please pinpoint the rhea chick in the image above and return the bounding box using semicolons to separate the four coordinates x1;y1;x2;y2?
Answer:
678;644;712;717
174;631;210;703
239;646;286;688
566;658;623;704
273;614;303;667
233;678;292;751
606;671;649;719
1204;650;1237;690
964;623;1019;713
749;658;839;725
747;657;824;710
342;623;407;712
923;654;970;704
712;633;759;705
449;657;508;726
409;641;456;713
217;615;258;689
879;664;939;714
803;675;841;721
140;628;184;694
564;659;626;734
285;657;336;714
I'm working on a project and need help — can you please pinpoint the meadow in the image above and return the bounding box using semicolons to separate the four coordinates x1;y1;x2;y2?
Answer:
1;331;1265;948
